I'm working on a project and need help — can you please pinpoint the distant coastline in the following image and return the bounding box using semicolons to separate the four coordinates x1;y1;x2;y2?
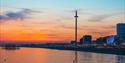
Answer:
44;47;125;55
0;43;125;55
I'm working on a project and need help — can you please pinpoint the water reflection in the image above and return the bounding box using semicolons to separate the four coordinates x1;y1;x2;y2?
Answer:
78;52;116;63
0;47;125;63
116;55;125;63
1;47;20;50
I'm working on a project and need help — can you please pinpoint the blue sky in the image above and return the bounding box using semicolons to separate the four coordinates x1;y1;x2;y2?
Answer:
1;0;125;9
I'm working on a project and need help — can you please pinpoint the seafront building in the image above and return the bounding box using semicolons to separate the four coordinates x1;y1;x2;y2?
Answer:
116;23;125;42
80;35;92;44
76;23;125;48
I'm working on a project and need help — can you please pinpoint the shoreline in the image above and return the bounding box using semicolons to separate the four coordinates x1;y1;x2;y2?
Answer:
1;45;125;55
43;47;125;55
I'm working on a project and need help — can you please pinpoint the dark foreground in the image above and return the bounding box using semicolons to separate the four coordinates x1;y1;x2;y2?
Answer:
45;46;125;55
0;43;125;55
1;45;125;55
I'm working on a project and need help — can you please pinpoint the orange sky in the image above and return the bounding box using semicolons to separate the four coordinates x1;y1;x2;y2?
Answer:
0;1;124;43
0;17;117;43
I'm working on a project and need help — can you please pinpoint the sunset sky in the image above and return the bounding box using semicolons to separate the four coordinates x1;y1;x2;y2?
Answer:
0;0;125;43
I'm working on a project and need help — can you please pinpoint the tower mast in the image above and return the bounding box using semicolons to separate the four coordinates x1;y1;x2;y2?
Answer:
74;10;78;45
74;10;78;63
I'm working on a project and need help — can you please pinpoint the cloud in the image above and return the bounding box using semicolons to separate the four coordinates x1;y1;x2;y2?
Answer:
0;15;7;20
88;12;124;22
90;31;105;35
59;24;86;30
102;25;115;29
0;8;39;21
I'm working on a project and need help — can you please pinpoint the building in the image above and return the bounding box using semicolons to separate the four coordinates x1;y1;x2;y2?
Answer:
80;35;92;44
106;35;115;44
116;23;125;42
95;36;107;44
71;40;77;47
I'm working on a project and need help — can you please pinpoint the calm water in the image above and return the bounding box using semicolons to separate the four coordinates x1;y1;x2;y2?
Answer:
0;47;125;63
